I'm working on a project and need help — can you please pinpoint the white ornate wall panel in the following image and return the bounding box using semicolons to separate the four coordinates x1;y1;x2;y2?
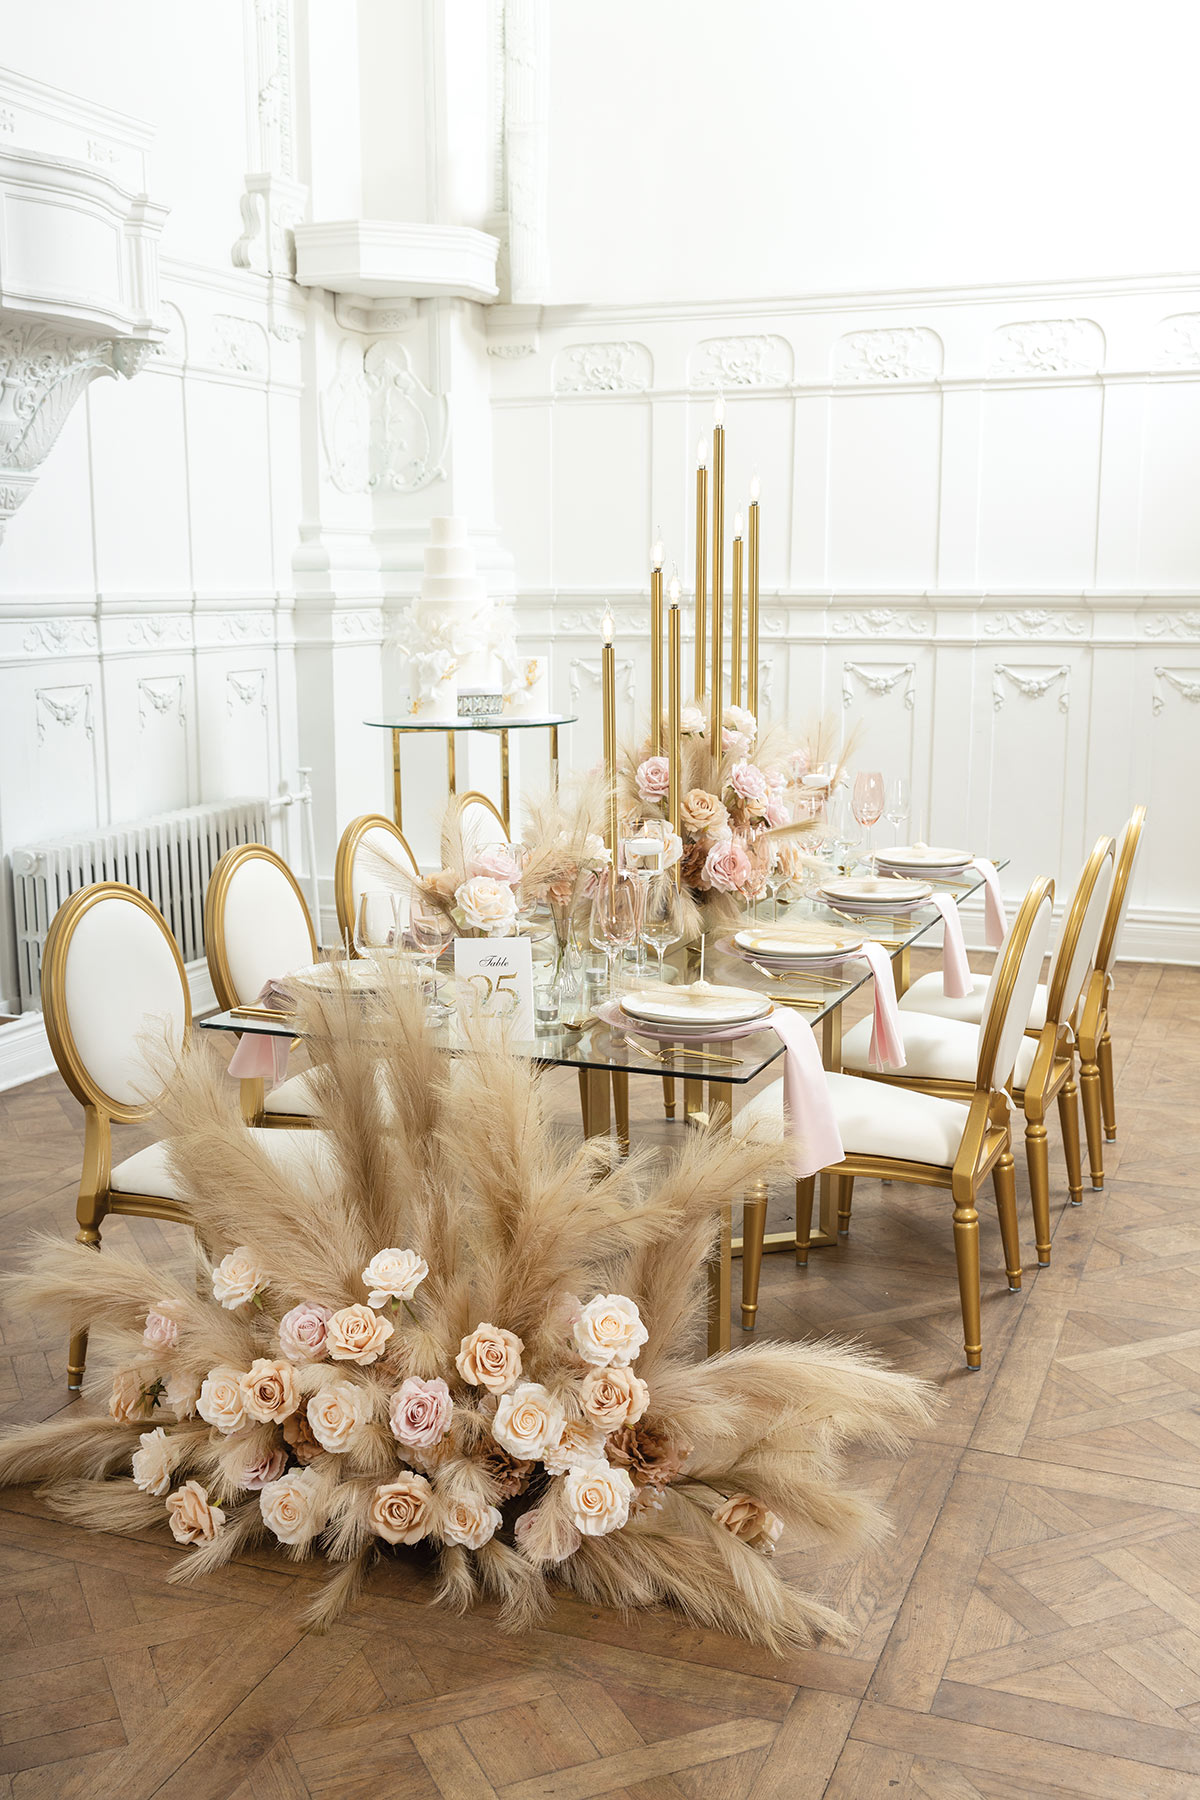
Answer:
490;276;1200;962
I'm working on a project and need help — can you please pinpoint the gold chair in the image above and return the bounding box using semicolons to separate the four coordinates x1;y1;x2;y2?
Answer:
736;877;1056;1368
457;789;510;850
335;812;421;953
1077;805;1147;1171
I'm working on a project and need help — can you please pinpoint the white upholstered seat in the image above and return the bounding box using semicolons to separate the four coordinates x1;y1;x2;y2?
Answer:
899;972;1047;1031
112;1127;333;1200
737;1071;971;1168
842;1010;980;1084
263;1070;321;1117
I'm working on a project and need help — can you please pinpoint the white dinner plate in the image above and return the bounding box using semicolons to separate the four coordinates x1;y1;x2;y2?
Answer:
734;926;863;959
820;875;934;905
620;982;773;1028
877;844;972;872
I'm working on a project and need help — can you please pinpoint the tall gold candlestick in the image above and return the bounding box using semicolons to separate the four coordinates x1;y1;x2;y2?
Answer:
731;513;744;707
649;537;664;754
694;440;708;701
667;577;682;886
601;609;618;858
709;397;725;746
747;476;760;716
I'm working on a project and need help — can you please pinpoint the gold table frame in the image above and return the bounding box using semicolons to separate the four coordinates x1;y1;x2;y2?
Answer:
363;716;576;836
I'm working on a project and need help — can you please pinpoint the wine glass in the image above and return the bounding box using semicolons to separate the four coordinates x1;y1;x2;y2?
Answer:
885;776;911;847
589;870;638;1001
852;771;885;873
409;896;453;1020
641;872;684;985
354;890;399;961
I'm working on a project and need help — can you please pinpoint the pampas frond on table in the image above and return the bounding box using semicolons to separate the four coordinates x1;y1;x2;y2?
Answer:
0;969;936;1649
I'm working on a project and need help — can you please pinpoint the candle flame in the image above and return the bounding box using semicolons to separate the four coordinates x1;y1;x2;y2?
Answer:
651;537;664;569
668;574;681;605
696;436;707;469
601;609;615;645
734;510;744;536
749;473;761;502
713;394;725;427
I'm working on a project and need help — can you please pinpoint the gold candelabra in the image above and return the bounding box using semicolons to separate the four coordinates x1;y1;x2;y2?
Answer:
694;440;708;700
601;609;618;858
747;475;760;715
731;511;744;706
709;397;726;745
650;537;664;754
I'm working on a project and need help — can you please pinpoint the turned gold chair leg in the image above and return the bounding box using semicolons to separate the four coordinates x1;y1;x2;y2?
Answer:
1099;1029;1117;1141
1025;1116;1052;1266
1058;1074;1084;1205
795;1176;815;1265
1079;1056;1105;1190
612;1072;630;1156
662;1076;676;1120
836;1173;854;1237
740;1180;768;1331
993;1149;1022;1292
953;1195;983;1370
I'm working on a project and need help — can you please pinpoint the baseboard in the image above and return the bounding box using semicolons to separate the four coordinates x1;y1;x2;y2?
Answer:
0;958;221;1094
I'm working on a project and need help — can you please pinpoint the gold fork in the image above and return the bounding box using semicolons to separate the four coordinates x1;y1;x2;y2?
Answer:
620;1034;745;1067
749;959;846;988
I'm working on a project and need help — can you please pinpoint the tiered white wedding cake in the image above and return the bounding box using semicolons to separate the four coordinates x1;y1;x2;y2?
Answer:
396;517;500;720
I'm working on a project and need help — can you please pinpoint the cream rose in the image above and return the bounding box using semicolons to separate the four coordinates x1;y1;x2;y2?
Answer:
109;1365;162;1424
197;1367;247;1435
165;1371;200;1420
542;1417;608;1477
572;1295;649;1369
362;1248;428;1309
326;1304;394;1365
306;1380;365;1453
723;704;758;744
131;1426;174;1497
579;1366;649;1432
259;1466;323;1545
166;1479;225;1545
492;1382;564;1459
681;788;729;836
389;1376;452;1449
455;876;518;936
369;1473;433;1545
680;704;705;737
278;1302;332;1362
564;1464;635;1537
211;1246;267;1310
240;1359;299;1424
456;1322;523;1393
142;1305;178;1352
441;1498;503;1551
712;1493;784;1553
242;1446;288;1491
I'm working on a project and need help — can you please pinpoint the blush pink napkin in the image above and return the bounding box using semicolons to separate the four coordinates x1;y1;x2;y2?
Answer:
597;999;843;1178
969;858;1007;948
854;941;906;1070
931;892;971;998
226;979;293;1087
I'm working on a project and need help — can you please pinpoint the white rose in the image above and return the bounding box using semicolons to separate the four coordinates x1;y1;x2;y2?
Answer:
455;876;518;935
165;1371;200;1420
680;704;706;737
572;1294;649;1368
723;704;758;744
197;1366;247;1435
259;1466;323;1546
326;1304;394;1365
211;1247;267;1310
564;1464;635;1537
441;1498;503;1551
491;1382;565;1459
362;1248;428;1308
542;1417;608;1477
306;1380;364;1452
131;1426;175;1497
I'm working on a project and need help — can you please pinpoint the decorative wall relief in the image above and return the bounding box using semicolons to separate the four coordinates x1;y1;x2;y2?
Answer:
334;609;386;640
983;609;1087;638
553;342;651;394
841;661;916;709
689;335;792;389
136;676;186;730
321;337;450;494
210;316;268;376
216;613;274;642
1143;612;1200;639
226;669;268;716
557;609;650;636
1152;667;1200;714
992;663;1071;712
834;328;943;383
22;618;98;655
988;319;1105;376
34;683;94;742
125;615;191;648
1155;314;1200;370
567;656;636;705
831;609;931;636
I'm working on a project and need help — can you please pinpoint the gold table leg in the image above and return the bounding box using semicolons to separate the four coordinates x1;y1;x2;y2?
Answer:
446;731;457;797
683;1077;708;1126
895;943;912;997
500;729;510;833
550;724;560;791
391;729;403;831
581;1069;611;1140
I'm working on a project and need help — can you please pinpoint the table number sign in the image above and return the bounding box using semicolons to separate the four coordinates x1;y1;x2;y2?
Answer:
453;936;535;1038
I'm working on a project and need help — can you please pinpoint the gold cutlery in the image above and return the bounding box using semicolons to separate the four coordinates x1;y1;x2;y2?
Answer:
620;1034;745;1067
749;959;846;987
230;1003;297;1021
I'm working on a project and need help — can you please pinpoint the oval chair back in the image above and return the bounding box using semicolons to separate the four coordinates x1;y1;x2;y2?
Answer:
1094;805;1147;979
458;790;509;853
42;882;190;1122
335;813;421;952
975;877;1056;1096
204;843;317;1012
1044;838;1115;1031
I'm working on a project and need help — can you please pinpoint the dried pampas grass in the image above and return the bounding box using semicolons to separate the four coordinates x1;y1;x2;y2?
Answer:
0;969;936;1651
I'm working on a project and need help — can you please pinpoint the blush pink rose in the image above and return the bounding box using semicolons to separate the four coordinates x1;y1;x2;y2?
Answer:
634;756;670;803
702;836;753;894
142;1305;178;1352
467;844;522;886
278;1303;332;1362
763;794;789;828
241;1446;288;1490
389;1376;453;1449
729;761;769;810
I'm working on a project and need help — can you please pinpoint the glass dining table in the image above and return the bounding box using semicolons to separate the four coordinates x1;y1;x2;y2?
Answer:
198;862;1005;1353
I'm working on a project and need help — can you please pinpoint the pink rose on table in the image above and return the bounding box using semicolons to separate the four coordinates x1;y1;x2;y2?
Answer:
723;704;757;743
763;794;789;829
787;747;811;780
278;1302;332;1362
634;755;671;803
241;1446;288;1490
326;1304;394;1365
729;760;769;810
702;835;753;894
166;1479;225;1545
389;1376;453;1448
467;844;522;886
142;1304;178;1352
454;876;518;936
722;727;752;758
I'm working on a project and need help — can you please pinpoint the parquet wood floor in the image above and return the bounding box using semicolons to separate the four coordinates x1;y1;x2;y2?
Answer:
0;952;1197;1797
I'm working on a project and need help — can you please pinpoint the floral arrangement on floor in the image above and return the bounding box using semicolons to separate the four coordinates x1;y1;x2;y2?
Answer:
0;972;933;1648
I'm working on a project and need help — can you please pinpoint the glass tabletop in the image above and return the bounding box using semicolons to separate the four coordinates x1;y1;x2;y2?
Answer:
362;714;577;733
198;862;1005;1085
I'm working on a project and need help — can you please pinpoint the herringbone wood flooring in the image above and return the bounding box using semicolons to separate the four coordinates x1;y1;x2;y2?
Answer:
1;952;1198;1797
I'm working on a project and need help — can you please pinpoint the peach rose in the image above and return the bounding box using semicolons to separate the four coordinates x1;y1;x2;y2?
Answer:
389;1376;452;1449
278;1303;332;1362
326;1304;394;1365
572;1294;648;1369
240;1359;299;1425
211;1246;267;1310
456;1322;523;1393
681;788;729;836
564;1464;635;1537
282;1410;322;1465
259;1466;323;1545
241;1446;288;1490
702;835;753;894
362;1248;428;1308
166;1479;225;1546
142;1305;178;1352
542;1417;608;1477
492;1383;565;1460
713;1493;784;1553
579;1366;649;1432
441;1498;503;1551
307;1380;365;1453
131;1426;174;1497
197;1367;247;1435
109;1365;163;1424
454;876;518;935
370;1472;434;1545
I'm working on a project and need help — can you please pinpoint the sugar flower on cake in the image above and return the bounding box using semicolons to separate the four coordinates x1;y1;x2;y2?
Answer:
456;1322;523;1392
362;1248;428;1309
259;1466;324;1546
166;1480;225;1546
492;1382;565;1459
278;1302;332;1363
564;1463;636;1537
325;1303;394;1364
389;1376;453;1449
307;1379;366;1453
211;1247;268;1311
370;1473;433;1546
572;1294;648;1368
453;876;518;936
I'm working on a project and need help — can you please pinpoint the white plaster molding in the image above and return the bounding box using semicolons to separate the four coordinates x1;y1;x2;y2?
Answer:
989;319;1105;376
497;0;550;303
320;336;449;495
334;609;385;639
226;669;268;715
294;222;500;303
1156;313;1200;370
689;334;792;388
557;608;651;635
553;341;651;394
34;682;94;741
834;327;943;383
983;609;1087;637
992;662;1071;712
842;661;916;708
125;615;191;648
22;617;98;655
230;0;309;343
332;295;417;336
1152;666;1200;713
1143;611;1200;638
136;675;186;729
217;613;275;642
831;608;931;637
210;314;269;374
568;655;636;704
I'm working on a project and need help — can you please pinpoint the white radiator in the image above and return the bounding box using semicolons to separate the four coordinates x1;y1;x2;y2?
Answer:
10;798;272;1013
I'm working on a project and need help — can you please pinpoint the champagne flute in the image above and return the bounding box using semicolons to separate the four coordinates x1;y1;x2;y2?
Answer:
642;872;684;985
589;870;638;1001
852;771;885;874
409;895;453;1019
885;776;911;847
354;890;399;961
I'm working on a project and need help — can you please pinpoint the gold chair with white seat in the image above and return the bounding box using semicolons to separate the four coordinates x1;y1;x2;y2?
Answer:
1076;806;1147;1169
840;839;1114;1268
335;812;421;953
41;882;330;1389
204;842;320;1128
735;876;1056;1369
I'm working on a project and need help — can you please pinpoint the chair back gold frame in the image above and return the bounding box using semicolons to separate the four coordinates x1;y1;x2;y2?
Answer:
334;813;420;953
457;789;510;847
1094;804;1147;979
1043;836;1116;1032
204;842;318;1013
1077;804;1148;1164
